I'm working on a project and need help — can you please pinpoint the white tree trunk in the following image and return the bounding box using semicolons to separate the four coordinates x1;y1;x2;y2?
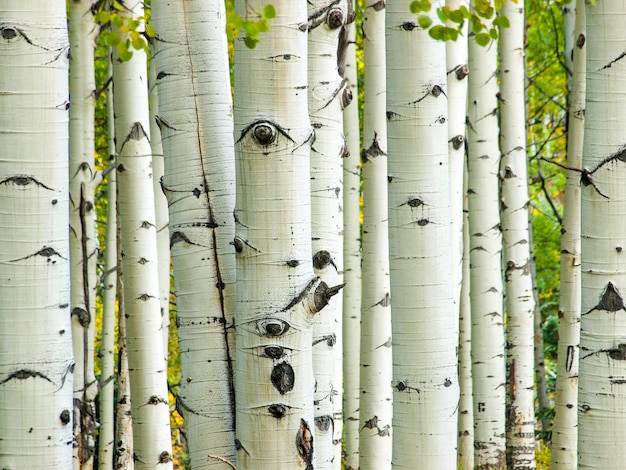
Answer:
578;2;626;468
234;2;335;468
386;1;458;467
499;1;536;468
68;1;99;466
341;11;362;469
552;1;585;468
112;1;173;466
306;2;348;465
359;1;392;469
0;2;73;467
151;0;238;466
98;50;118;470
467;3;506;466
148;59;170;365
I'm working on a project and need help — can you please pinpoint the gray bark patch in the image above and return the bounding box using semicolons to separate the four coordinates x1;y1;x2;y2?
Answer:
597;282;625;312
268;403;288;418
315;415;333;432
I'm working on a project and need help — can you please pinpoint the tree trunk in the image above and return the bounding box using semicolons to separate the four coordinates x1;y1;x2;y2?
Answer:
152;0;238;466
499;1;537;468
386;1;458;467
341;10;362;469
551;1;584;468
359;1;392;468
577;2;626;468
112;1;173;466
0;3;73;467
68;2;99;466
467;3;506;466
98;49;118;470
234;2;335;468
306;2;348;465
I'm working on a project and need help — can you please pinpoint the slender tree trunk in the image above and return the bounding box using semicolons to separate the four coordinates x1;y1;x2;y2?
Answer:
98;50;118;470
386;1;458;467
306;2;349;465
148;60;170;365
458;169;474;470
359;1;392;469
467;3;506;466
577;2;626;468
152;1;238;466
0;3;73;466
499;1;536;468
341;10;362;469
112;1;173;466
234;2;337;468
68;2;99;467
551;1;585;468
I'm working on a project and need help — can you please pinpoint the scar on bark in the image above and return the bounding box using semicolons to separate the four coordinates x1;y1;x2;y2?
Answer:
271;362;295;394
282;278;344;313
600;51;626;71
313;333;336;347
504;259;530;281
361;133;386;163
9;246;66;262
236;120;294;145
296;418;314;470
315;415;333;432
308;0;343;30
0;369;53;386
583;281;626;315
0;174;54;190
361;415;391;436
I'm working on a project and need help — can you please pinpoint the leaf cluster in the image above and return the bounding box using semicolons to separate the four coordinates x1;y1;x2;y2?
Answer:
226;4;276;49
94;1;155;62
410;0;511;45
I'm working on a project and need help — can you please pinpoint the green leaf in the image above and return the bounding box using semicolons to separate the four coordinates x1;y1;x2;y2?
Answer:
493;15;511;29
264;4;276;19
470;16;483;34
475;32;490;46
410;0;431;13
257;19;270;33
449;10;464;24
447;28;459;41
489;27;498;40
436;8;447;23
145;23;155;38
418;15;432;29
96;11;110;24
244;35;258;49
106;31;121;47
118;48;133;62
429;25;445;41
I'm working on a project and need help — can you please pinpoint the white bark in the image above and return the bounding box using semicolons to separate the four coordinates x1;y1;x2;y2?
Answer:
467;5;506;466
552;1;585;468
359;1;392;469
458;170;473;470
499;2;536;468
148;59;170;365
386;1;458;467
578;2;626;468
446;0;469;323
0;2;73;466
112;1;173;466
68;1;99;466
98;50;117;470
151;0;238;466
341;11;362;469
307;2;348;465
234;2;330;468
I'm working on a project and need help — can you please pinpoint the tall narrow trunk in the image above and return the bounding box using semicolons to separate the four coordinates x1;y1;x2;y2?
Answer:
112;1;173;466
386;1;458;467
359;1;392;469
467;3;506;466
152;1;238;466
306;2;348;465
98;49;118;470
234;2;336;468
341;11;362;469
552;1;585;468
0;3;73;466
499;1;536;468
577;2;626;468
68;2;99;466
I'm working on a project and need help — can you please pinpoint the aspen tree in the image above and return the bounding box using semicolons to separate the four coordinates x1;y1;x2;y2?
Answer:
0;2;73;466
552;1;585;468
387;1;458;467
578;2;626;468
152;0;238;466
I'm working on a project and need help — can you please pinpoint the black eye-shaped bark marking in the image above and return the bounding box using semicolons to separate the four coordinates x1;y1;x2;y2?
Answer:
271;362;295;394
450;134;464;150
264;345;285;359
296;419;314;470
326;8;344;29
315;415;333;432
268;403;288;418
59;409;71;425
257;318;290;337
401;21;417;31
313;250;332;270
237;120;295;145
0;26;23;42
